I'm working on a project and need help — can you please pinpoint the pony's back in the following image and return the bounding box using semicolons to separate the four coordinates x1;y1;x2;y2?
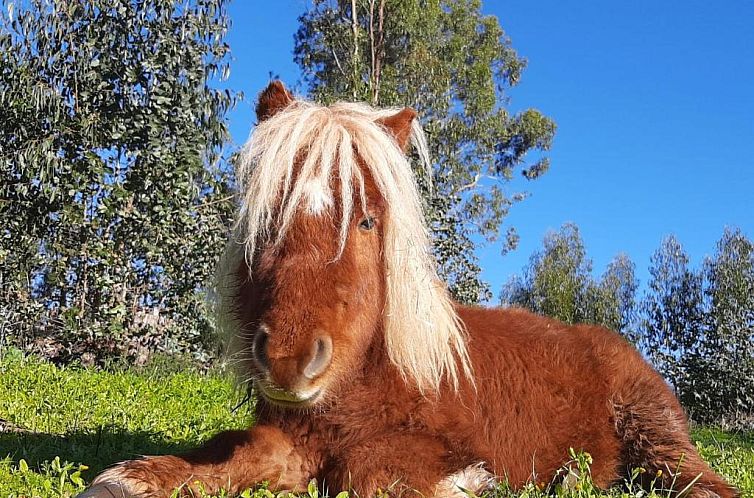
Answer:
451;305;737;497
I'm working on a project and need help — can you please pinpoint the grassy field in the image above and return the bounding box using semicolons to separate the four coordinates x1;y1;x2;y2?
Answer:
1;350;752;498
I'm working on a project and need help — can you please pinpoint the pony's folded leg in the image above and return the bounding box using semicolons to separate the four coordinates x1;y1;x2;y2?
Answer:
434;463;497;498
325;436;497;497
78;425;315;498
78;456;186;498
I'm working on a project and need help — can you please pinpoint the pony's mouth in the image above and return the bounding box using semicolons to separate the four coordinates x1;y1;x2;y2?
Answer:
256;383;322;408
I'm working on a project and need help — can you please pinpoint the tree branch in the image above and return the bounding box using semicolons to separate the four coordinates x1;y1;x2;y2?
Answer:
368;0;376;104
373;0;385;104
351;0;359;99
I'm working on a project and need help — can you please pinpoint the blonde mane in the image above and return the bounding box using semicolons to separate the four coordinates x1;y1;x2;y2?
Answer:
226;99;472;392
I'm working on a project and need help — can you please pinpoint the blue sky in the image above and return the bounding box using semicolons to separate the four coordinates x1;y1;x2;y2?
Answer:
224;1;753;299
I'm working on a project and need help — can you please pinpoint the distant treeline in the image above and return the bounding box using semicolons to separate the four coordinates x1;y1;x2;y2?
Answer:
502;223;754;424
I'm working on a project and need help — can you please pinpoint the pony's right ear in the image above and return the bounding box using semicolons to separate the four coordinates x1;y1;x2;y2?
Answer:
378;107;417;152
256;81;294;121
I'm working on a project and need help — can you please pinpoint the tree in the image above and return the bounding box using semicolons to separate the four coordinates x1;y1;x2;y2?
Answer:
640;236;705;401
691;228;754;420
513;223;593;324
588;254;638;341
294;0;556;302
501;223;637;339
0;0;237;363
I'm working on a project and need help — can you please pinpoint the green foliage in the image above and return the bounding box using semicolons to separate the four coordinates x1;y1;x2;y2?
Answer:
638;232;753;421
294;0;556;302
1;457;88;498
640;235;705;398
0;0;238;364
501;223;638;339
1;351;751;497
589;254;639;341
683;228;754;422
501;223;592;324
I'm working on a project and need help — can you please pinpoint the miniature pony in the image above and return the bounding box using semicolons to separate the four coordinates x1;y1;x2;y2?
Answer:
82;81;738;498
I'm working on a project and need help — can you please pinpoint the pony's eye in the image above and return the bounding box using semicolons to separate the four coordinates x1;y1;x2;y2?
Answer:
359;216;376;231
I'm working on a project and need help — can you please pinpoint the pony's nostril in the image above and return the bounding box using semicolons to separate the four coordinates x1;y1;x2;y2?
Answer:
252;329;270;371
304;336;333;380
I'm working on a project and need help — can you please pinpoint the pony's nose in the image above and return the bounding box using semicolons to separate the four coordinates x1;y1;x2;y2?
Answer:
303;335;333;380
252;328;332;382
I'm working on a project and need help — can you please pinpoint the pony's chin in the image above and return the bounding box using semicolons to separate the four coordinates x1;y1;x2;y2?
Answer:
257;383;323;408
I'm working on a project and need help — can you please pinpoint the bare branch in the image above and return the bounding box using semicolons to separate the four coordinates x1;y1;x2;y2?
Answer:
457;174;482;193
351;0;359;99
331;47;347;77
369;0;376;104
373;0;385;103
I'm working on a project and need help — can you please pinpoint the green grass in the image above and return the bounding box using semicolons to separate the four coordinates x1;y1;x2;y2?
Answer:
0;349;252;497
0;349;752;498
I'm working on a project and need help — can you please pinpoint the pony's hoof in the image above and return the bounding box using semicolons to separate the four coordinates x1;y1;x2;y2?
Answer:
78;466;154;498
78;481;137;498
435;463;497;497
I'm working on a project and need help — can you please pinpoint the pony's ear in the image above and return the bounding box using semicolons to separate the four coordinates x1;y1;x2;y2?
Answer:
256;80;294;121
378;107;417;152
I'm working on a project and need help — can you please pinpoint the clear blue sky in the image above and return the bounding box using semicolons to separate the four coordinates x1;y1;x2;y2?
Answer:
224;1;754;299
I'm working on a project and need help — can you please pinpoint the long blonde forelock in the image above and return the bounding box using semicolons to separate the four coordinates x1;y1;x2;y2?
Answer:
231;99;472;393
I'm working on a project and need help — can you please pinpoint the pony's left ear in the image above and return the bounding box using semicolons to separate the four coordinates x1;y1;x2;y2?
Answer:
378;107;417;152
256;80;294;121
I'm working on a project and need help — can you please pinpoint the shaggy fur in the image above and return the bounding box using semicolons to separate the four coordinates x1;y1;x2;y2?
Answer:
81;82;739;498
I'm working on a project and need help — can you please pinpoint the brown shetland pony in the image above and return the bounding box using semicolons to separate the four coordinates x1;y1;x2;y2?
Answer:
82;81;738;498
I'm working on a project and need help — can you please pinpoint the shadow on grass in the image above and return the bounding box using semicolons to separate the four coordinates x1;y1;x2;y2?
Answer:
0;426;195;479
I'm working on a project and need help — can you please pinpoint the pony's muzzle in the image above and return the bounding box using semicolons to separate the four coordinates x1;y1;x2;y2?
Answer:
252;326;333;393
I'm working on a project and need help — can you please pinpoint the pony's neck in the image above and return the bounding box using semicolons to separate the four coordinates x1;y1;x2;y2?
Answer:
359;319;417;392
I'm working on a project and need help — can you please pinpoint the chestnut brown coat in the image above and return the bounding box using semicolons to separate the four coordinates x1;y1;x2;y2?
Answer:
81;82;738;498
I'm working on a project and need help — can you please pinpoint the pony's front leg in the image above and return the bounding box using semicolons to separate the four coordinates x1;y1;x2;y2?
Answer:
80;425;315;498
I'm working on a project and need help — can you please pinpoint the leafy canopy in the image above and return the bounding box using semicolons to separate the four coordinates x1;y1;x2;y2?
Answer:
294;0;556;302
0;0;238;363
501;223;638;339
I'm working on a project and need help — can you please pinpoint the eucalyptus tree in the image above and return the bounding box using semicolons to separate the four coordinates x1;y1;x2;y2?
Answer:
589;254;638;341
294;0;556;302
522;223;594;325
501;223;638;340
0;0;237;362
692;228;754;421
640;236;705;400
